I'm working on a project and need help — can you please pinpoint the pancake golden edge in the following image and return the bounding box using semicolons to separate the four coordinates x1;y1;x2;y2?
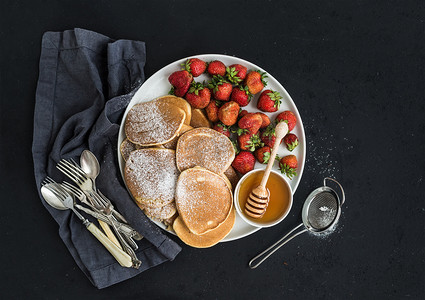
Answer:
125;101;185;146
190;108;211;128
155;95;192;125
120;138;165;161
173;209;235;248
162;124;193;150
175;167;233;235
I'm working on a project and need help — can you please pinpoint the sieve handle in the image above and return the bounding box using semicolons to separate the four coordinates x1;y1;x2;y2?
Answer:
324;177;345;205
248;223;307;269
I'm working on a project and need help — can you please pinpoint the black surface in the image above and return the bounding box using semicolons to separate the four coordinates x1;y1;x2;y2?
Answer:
1;0;424;299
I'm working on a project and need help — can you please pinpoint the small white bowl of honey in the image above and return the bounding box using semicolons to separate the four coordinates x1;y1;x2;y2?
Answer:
234;169;293;227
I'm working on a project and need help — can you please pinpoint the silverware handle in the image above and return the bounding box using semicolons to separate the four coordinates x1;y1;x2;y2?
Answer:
76;204;141;240
86;223;132;268
249;223;307;269
106;215;141;269
324;177;345;205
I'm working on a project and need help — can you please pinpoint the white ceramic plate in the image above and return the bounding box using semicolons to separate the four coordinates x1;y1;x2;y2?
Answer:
118;54;306;242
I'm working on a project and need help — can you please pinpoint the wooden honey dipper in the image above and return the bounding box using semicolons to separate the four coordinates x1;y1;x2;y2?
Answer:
244;121;289;218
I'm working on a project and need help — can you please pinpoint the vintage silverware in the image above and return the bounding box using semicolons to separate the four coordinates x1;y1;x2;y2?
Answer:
57;158;142;268
41;181;132;268
61;181;141;243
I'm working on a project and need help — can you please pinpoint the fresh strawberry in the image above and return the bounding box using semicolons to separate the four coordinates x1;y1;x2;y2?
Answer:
213;122;231;137
245;70;268;94
283;133;299;151
260;125;282;148
238;113;263;135
257;90;282;112
254;146;271;164
184;82;211;109
168;70;193;97
230;85;251;107
207;60;226;76
218;101;240;126
226;64;248;84
232;151;256;174
257;112;271;128
276;110;297;131
208;76;233;101
181;58;206;77
279;155;298;179
238;109;249;119
238;133;252;151
238;133;264;151
205;100;220;122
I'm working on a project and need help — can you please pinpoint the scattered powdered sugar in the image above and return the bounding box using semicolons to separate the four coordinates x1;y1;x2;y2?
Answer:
125;149;179;207
314;207;336;229
125;101;183;145
303;119;348;179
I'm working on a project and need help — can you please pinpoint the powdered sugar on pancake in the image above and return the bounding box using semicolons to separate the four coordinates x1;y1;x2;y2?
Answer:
125;101;184;146
143;201;177;221
120;138;137;161
175;168;232;235
176;128;235;174
125;149;179;208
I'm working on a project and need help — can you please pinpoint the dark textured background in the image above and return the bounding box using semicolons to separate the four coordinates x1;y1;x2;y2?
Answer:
1;0;424;299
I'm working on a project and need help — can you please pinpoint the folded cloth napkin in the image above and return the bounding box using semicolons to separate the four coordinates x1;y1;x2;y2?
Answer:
32;28;181;289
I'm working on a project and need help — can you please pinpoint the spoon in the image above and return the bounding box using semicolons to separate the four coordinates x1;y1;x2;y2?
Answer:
80;150;131;224
80;150;126;248
80;150;100;190
41;184;133;268
244;121;289;218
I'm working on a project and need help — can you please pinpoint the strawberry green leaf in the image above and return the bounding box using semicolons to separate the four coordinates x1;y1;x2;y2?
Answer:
287;140;298;151
168;86;175;95
262;152;270;164
279;162;297;180
232;140;240;155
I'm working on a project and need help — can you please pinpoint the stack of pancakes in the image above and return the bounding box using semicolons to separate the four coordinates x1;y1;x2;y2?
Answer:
122;95;239;247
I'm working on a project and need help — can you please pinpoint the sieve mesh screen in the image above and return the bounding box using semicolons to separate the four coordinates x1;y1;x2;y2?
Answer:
307;191;338;230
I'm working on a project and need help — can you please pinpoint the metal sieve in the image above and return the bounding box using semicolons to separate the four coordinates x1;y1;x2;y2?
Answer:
249;177;345;269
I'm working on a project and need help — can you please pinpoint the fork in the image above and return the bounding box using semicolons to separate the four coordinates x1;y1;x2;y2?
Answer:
61;181;141;248
57;159;127;223
41;179;132;268
57;160;141;268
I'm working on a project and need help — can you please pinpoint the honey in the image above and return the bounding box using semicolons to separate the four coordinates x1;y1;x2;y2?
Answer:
238;170;290;223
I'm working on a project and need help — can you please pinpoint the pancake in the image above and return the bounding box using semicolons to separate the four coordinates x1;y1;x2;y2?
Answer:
137;201;177;221
162;124;193;150
125;100;185;146
176;127;235;174
125;149;179;208
155;95;192;125
120;138;138;161
223;166;239;191
173;209;235;248
175;167;233;235
190;108;211;128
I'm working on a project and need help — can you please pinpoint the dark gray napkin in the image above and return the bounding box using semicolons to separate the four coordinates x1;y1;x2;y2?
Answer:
32;28;181;289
